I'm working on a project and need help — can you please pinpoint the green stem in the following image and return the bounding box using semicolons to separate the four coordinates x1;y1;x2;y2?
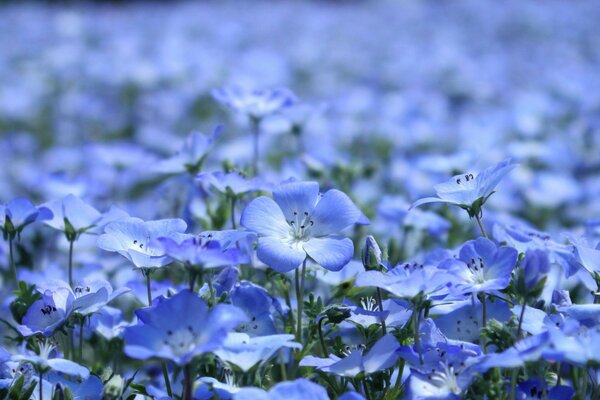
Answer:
363;379;373;400
317;317;328;357
393;359;405;395
474;213;488;238
68;239;74;288
517;298;527;338
375;287;387;335
296;259;307;344
581;369;588;400
162;361;173;398
230;196;237;229
509;369;518;400
39;370;43;400
144;269;153;306
207;273;216;306
251;117;261;176
183;363;193;400
188;268;197;292
479;293;488;353
79;320;84;362
8;236;17;284
413;309;423;365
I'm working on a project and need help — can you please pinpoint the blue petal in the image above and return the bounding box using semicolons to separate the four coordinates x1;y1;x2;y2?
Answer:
256;236;305;272
303;237;353;271
240;196;289;237
47;358;89;379
362;334;400;374
310;189;362;236
272;181;319;222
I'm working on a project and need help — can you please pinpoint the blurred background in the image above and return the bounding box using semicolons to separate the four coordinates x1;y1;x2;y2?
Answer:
1;0;600;233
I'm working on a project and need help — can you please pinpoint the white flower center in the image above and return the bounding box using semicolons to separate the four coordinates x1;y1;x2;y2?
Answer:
428;364;462;394
162;326;202;357
466;257;486;284
287;210;314;241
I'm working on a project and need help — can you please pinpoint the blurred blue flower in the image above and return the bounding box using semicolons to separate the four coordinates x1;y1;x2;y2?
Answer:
234;378;328;400
157;233;248;269
197;171;272;197
240;181;365;272
231;282;278;336
0;197;52;240
42;194;103;239
124;289;246;366
514;378;574;400
12;341;89;379
212;85;297;119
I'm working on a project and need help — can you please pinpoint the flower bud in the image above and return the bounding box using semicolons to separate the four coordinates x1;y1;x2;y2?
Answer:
362;235;382;271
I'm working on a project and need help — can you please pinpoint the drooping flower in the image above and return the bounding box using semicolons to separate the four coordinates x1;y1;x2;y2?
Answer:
157;233;249;269
123;289;246;366
97;217;188;269
410;158;516;217
240;181;366;272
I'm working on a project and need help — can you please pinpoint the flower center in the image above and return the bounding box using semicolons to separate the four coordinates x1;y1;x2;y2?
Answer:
360;297;379;312
288;210;314;241
427;364;462;394
162;326;201;357
466;257;486;284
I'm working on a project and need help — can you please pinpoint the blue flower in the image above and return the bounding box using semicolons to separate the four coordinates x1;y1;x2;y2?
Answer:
230;282;278;336
240;181;366;272
355;262;452;300
97;217;188;269
212;85;297;119
214;333;300;372
89;306;129;341
514;378;574;400
12;341;89;379
233;378;329;400
300;334;400;377
17;287;74;337
153;126;222;175
197;171;272;197
42;194;103;239
123;289;246;366
410;158;516;216
0;197;52;240
157;233;249;269
441;238;518;296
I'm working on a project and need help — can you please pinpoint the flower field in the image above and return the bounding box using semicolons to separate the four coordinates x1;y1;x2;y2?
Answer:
1;1;600;399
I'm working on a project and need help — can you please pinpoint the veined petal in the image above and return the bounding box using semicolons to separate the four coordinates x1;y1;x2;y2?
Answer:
240;196;290;237
256;236;306;272
303;237;354;271
409;197;456;210
363;334;400;374
272;181;320;222
310;189;362;236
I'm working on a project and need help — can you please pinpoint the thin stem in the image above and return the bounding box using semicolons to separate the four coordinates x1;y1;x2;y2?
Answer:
183;363;193;400
188;268;197;292
375;287;387;335
79;320;84;362
517;299;527;338
68;239;74;288
317;317;328;357
144;269;153;306
509;369;518;400
207;273;216;306
296;259;307;344
413;309;423;365
39;371;43;400
161;361;173;398
393;359;405;395
581;369;588;400
230;196;237;229
251;117;261;176
474;213;488;238
8;236;17;284
363;379;373;400
479;293;488;353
